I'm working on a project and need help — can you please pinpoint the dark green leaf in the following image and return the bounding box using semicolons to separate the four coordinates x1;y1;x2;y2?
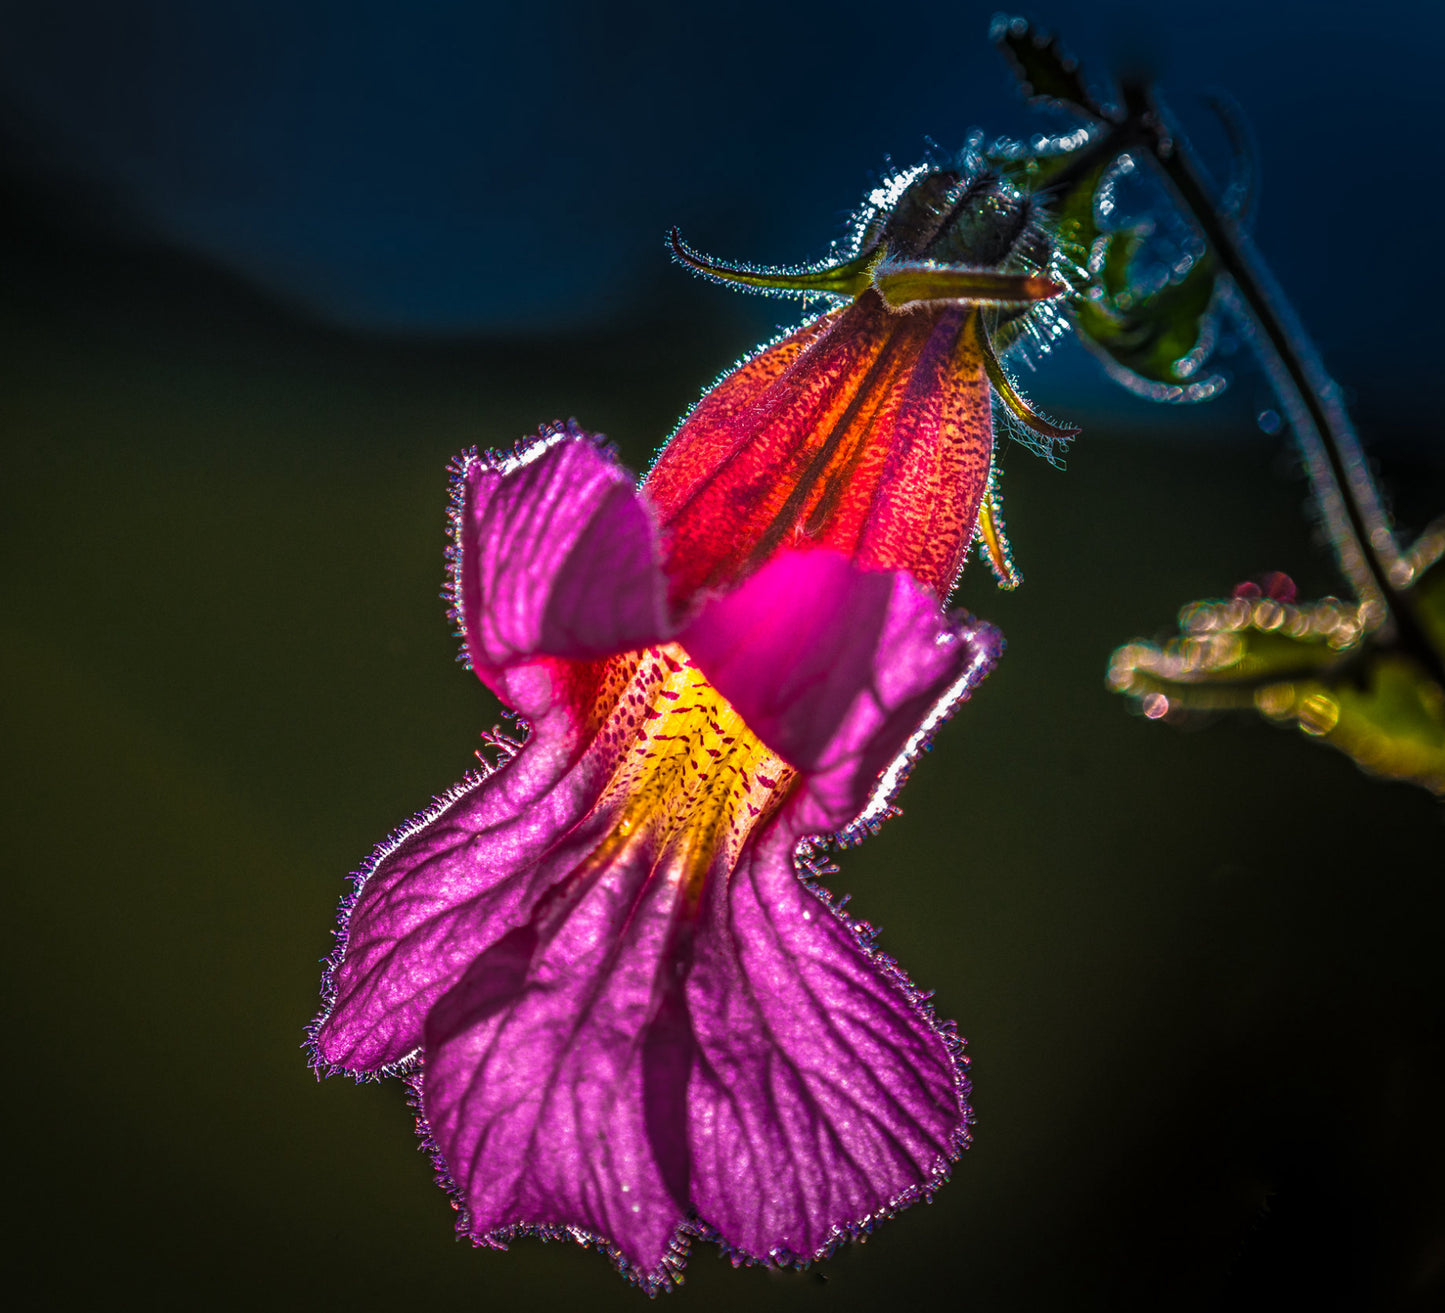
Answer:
991;15;1101;119
1099;229;1143;301
1073;251;1219;391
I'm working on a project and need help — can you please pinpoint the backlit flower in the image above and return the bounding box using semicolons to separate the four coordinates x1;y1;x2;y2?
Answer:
309;159;1072;1287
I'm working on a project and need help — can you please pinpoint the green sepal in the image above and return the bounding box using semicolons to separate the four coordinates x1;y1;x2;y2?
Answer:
972;311;1079;444
669;227;881;299
874;263;1063;309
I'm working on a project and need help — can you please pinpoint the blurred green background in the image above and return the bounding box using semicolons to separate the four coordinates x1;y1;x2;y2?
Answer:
3;3;1442;1309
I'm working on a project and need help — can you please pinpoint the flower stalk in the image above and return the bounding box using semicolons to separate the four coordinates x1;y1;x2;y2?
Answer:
999;18;1445;689
994;14;1445;790
1121;83;1445;686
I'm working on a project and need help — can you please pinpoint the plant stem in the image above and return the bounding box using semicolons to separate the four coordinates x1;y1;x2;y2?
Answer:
1118;86;1445;690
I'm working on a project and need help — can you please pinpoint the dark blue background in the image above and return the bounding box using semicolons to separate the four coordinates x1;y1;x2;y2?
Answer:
1;1;1437;355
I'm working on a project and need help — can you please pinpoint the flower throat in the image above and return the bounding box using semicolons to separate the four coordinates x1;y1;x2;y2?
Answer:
588;643;796;911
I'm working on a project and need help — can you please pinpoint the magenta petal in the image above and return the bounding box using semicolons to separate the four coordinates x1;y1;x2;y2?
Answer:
686;828;968;1262
311;740;617;1074
456;426;669;700
421;843;692;1282
682;548;1002;830
679;549;894;773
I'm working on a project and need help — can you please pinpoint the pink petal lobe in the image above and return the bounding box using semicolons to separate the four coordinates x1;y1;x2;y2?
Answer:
456;427;668;712
420;839;695;1284
310;731;620;1073
681;548;1002;830
685;827;969;1263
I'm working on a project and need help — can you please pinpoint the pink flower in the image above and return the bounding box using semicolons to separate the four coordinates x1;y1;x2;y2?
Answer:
310;160;1068;1288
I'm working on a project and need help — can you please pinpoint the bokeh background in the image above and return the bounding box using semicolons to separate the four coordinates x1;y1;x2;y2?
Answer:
4;2;1442;1308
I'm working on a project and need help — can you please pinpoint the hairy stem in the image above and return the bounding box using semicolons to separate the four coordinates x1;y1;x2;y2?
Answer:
1104;86;1445;689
